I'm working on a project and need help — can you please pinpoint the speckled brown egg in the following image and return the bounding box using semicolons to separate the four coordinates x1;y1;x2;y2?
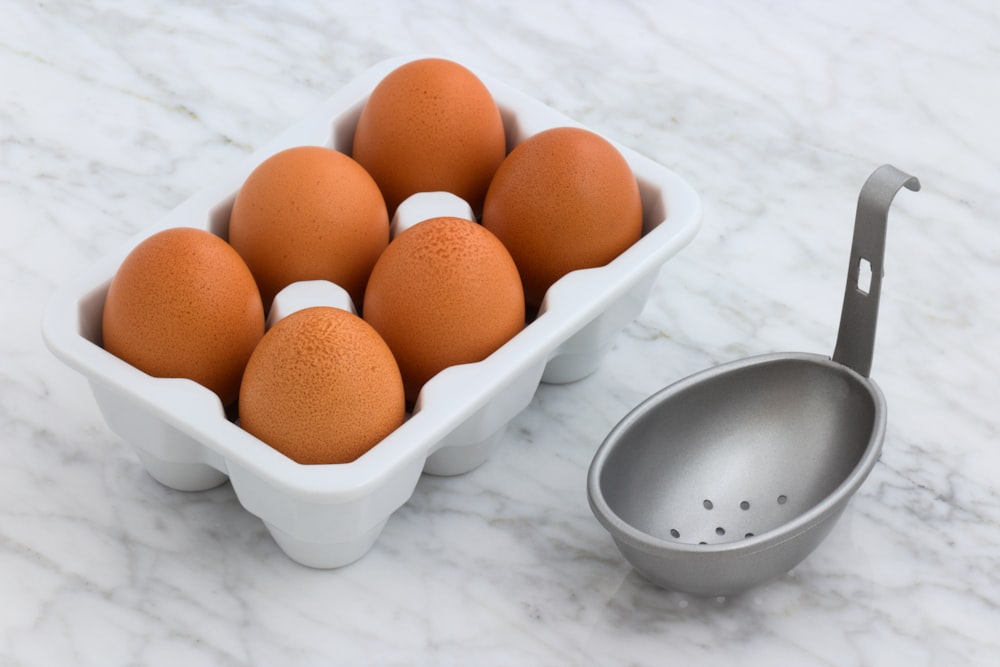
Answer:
101;227;265;407
362;216;524;403
481;126;643;308
351;58;506;216
228;145;389;310
239;306;405;465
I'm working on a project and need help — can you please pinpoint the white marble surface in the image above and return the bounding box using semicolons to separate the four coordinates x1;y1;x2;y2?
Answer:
3;1;999;664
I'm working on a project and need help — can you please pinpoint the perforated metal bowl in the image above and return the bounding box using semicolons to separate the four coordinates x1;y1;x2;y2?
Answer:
588;165;919;596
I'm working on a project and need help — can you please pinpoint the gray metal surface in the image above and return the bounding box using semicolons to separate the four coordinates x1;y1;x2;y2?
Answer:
834;166;921;376
587;165;920;596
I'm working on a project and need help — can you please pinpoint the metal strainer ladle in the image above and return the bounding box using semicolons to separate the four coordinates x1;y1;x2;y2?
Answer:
587;165;919;596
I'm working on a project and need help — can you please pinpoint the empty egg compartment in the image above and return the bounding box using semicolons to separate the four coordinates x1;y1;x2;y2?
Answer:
42;55;702;569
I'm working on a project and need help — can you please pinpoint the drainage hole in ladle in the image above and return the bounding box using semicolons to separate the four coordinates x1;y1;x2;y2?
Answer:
777;494;788;505
670;529;680;539
716;527;726;536
703;499;714;510
740;501;750;510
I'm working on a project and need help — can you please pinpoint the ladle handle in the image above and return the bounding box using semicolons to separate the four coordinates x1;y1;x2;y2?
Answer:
833;164;920;378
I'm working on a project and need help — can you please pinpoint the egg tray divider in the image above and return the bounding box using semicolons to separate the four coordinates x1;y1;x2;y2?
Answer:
42;55;702;568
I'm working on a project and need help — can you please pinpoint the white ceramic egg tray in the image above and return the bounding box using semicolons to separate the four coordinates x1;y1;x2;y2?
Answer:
42;55;701;568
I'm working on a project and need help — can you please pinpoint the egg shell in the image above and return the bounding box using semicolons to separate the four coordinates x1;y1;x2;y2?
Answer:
228;145;389;309
482;126;644;308
363;216;525;403
239;307;405;465
351;58;506;216
43;56;702;570
101;227;265;407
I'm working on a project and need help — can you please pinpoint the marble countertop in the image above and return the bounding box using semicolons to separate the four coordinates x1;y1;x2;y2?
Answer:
4;1;998;665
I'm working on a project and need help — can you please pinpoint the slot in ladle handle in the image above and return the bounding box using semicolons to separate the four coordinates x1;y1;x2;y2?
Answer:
833;164;920;377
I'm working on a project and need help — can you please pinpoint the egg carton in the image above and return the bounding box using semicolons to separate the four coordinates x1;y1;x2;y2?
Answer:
42;55;702;568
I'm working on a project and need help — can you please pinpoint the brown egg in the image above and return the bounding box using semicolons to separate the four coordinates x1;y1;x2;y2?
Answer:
102;227;265;406
482;126;643;308
239;306;405;465
363;217;524;403
351;58;506;216
228;145;389;310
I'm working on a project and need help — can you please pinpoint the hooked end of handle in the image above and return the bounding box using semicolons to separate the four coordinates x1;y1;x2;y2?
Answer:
832;164;919;378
